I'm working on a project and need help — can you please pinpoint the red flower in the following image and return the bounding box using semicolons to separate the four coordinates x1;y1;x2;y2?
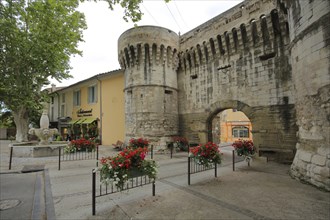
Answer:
129;138;149;149
232;139;255;156
189;142;222;166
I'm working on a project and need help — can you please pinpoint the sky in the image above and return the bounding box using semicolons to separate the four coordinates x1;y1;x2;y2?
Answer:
50;0;243;87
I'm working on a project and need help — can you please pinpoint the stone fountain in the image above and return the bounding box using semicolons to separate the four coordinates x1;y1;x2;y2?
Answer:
9;110;68;157
29;110;59;145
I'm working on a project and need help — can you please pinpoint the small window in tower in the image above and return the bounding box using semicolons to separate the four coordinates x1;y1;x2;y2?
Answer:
191;74;198;79
165;89;173;94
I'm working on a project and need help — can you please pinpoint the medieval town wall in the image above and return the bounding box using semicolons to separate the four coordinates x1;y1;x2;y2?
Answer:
117;0;329;190
177;0;297;159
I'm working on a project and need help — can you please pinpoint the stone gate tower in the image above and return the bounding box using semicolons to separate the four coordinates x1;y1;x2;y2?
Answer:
118;26;180;147
281;0;330;191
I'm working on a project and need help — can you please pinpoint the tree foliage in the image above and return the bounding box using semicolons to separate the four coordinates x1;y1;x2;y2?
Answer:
0;110;15;128
0;0;86;141
99;0;170;23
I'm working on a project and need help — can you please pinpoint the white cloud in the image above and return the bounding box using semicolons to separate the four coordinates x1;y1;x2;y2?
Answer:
50;0;243;87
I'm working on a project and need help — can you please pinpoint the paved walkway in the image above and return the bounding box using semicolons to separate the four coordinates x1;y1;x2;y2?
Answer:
0;140;329;220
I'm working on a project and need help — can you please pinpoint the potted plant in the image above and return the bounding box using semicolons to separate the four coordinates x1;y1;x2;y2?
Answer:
232;139;255;164
96;144;157;190
64;137;97;153
128;137;149;149
189;142;222;167
171;136;189;151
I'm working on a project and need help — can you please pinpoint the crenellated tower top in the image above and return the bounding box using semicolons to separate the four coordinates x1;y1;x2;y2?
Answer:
118;26;179;71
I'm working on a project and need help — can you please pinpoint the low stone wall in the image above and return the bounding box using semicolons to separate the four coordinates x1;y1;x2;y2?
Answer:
9;142;68;158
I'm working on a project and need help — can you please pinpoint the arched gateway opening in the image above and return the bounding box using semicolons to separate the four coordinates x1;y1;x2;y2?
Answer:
206;100;253;145
208;108;253;145
203;100;297;163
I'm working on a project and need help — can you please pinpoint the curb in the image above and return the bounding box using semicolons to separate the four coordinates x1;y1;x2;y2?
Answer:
44;169;56;220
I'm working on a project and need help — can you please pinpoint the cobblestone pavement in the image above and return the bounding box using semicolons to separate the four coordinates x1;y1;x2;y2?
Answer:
1;140;329;220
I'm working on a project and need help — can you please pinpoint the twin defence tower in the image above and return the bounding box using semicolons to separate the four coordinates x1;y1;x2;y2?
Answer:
118;26;180;145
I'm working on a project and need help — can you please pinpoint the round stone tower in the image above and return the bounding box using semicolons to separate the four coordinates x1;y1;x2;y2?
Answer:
118;26;180;147
283;0;330;191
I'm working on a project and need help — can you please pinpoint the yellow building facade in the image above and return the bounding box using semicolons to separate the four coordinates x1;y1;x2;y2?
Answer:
97;71;125;146
49;70;125;146
219;109;253;143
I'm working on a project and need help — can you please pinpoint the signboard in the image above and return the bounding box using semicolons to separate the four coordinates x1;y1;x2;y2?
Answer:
77;109;92;117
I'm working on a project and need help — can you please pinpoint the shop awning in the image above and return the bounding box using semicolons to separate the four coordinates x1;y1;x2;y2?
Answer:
68;119;81;124
75;119;85;124
81;118;97;124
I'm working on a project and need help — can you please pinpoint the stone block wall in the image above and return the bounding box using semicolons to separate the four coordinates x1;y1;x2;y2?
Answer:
283;0;330;191
176;0;297;155
117;0;329;190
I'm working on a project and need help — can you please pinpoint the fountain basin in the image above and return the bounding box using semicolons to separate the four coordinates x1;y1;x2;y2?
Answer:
9;141;68;157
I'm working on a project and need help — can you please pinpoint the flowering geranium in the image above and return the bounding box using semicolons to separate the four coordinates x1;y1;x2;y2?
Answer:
97;147;157;190
172;136;189;151
232;139;255;156
64;137;97;153
189;142;222;167
129;138;149;149
119;147;148;167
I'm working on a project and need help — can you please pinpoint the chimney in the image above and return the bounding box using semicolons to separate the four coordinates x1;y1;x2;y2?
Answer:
51;84;56;92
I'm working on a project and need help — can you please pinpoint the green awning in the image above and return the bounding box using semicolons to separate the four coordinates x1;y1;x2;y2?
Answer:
68;119;81;124
81;118;96;124
75;119;85;124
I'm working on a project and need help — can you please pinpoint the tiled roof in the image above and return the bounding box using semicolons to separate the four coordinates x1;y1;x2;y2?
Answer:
48;69;123;93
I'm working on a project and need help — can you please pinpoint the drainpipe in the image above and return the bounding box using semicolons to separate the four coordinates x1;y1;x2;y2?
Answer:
53;91;60;132
96;77;102;145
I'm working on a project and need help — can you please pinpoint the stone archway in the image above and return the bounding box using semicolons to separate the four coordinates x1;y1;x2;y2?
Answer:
206;100;253;143
179;96;297;162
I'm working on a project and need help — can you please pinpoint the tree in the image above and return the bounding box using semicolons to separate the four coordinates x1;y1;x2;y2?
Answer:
0;0;165;142
0;0;86;142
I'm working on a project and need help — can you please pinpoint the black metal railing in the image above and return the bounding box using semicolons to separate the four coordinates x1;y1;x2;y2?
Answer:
58;146;99;170
92;170;155;215
232;150;251;171
8;146;13;170
166;142;190;159
187;157;217;185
